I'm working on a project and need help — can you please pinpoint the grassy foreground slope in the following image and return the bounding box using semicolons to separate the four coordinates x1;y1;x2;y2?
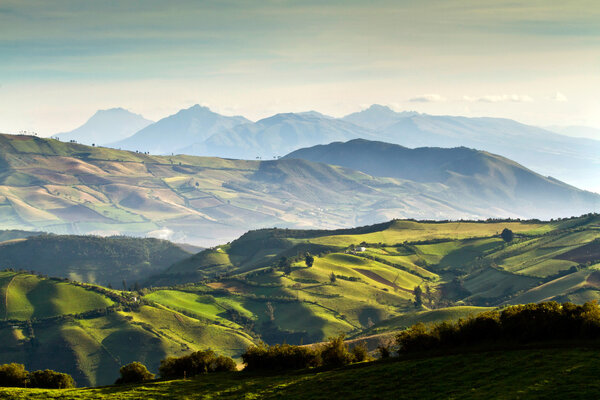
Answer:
3;347;600;399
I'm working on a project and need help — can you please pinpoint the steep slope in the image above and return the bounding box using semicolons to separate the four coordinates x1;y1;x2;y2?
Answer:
284;139;600;217
0;234;192;286
180;112;378;159
111;105;249;154
55;108;152;146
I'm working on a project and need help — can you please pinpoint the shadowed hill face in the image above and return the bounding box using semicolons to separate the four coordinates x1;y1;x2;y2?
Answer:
283;139;600;215
0;235;193;286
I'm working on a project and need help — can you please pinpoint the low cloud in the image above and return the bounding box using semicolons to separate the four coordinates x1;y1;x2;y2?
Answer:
409;94;446;103
147;227;174;240
463;94;533;103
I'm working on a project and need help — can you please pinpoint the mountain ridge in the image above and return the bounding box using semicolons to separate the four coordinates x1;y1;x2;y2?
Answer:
111;104;250;154
55;108;153;146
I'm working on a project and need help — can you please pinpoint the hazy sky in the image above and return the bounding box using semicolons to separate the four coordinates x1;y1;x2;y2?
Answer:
1;0;599;136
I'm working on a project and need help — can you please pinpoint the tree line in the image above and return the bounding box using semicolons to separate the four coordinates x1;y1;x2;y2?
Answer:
397;301;600;353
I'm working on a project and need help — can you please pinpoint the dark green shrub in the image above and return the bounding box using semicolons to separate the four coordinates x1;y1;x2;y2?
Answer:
160;350;236;379
28;369;75;389
350;342;370;362
377;344;391;359
211;355;237;372
115;361;154;384
242;342;321;371
0;363;28;387
321;335;353;367
397;302;600;354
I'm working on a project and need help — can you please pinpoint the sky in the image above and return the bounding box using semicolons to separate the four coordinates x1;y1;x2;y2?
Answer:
1;0;599;136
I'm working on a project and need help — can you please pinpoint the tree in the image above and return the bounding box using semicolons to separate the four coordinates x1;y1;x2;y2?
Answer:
0;363;28;387
350;342;370;362
321;335;353;366
29;370;75;389
115;362;155;384
278;257;291;274
413;286;423;308
305;253;314;268
159;350;236;379
329;272;337;284
501;228;514;242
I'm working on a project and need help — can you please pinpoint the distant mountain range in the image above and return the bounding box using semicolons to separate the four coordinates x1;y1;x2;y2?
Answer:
0;134;597;245
55;108;153;146
58;104;600;192
179;111;378;159
111;105;250;154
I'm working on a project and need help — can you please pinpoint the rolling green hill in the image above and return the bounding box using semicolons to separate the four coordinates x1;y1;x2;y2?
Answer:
0;133;598;246
0;272;255;386
0;234;193;286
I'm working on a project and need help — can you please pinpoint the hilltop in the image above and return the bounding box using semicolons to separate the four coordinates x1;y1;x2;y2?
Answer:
0;133;597;245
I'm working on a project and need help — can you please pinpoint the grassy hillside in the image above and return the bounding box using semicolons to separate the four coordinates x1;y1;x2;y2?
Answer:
144;215;600;344
0;234;192;286
0;133;597;246
3;347;600;398
0;272;255;386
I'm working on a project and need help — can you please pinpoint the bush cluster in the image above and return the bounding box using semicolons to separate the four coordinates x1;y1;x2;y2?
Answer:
397;301;600;353
0;363;74;388
159;350;236;379
115;361;155;384
242;335;369;371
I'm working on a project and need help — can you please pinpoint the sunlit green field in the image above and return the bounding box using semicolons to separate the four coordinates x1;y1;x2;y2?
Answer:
0;272;113;320
310;220;554;247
